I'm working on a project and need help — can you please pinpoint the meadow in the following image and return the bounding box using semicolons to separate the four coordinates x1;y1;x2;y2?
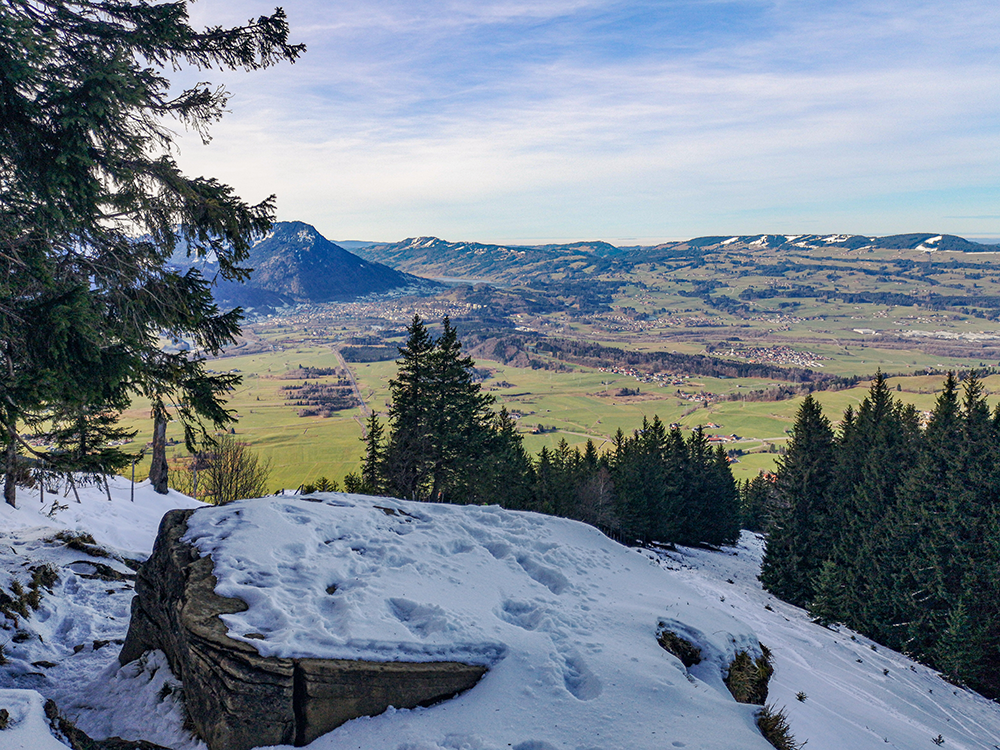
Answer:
119;339;1000;491
117;241;1000;491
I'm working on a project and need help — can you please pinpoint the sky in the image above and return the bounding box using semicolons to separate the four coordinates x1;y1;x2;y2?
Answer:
172;1;1000;244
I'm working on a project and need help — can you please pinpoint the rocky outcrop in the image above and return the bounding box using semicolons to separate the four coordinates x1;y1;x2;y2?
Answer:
119;509;486;750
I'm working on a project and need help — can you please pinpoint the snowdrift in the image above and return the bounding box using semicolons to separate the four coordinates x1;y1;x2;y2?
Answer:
1;480;999;749
166;494;773;748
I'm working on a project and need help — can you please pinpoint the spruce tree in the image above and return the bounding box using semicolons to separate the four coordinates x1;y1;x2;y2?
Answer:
533;446;559;516
962;510;1000;697
0;0;303;505
385;315;436;499
705;444;740;546
609;418;662;543
909;373;1000;692
605;418;737;547
475;407;534;509
657;425;691;542
676;431;738;546
46;403;136;479
383;316;496;503
808;558;846;626
760;395;835;607
825;372;922;637
425;317;495;502
547;438;581;518
641;417;674;543
757;371;1000;700
933;592;985;689
895;372;963;657
360;412;387;496
739;473;773;532
676;426;711;545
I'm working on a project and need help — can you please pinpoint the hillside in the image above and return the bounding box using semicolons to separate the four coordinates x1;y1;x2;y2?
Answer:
356;236;565;281
171;222;441;310
243;222;439;303
2;481;999;749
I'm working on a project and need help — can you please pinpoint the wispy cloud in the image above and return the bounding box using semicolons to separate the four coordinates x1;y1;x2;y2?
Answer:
174;0;1000;241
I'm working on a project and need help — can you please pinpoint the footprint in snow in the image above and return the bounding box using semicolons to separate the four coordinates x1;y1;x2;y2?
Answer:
388;597;451;637
498;599;545;631
277;504;314;525
483;541;511;559
515;554;570;595
560;649;603;701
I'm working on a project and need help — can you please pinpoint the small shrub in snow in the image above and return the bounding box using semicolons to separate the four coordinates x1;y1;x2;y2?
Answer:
756;704;804;750
5;581;30;619
1;563;58;624
31;564;58;592
796;691;807;702
725;647;774;705
50;530;109;558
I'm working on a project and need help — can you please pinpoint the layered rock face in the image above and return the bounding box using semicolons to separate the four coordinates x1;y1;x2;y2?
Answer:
119;509;486;750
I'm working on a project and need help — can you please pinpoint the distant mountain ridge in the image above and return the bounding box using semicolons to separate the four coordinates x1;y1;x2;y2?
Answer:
355;232;994;282
673;233;991;252
171;222;440;310
355;236;562;281
167;227;993;309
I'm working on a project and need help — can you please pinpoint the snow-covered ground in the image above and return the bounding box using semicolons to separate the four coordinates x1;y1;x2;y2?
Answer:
651;540;1000;750
1;480;999;750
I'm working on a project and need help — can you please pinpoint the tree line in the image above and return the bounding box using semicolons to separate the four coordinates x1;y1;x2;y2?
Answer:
463;332;838;383
756;373;1000;699
345;315;740;548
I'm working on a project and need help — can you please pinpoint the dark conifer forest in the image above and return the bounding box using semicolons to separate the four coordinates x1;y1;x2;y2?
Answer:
759;373;1000;699
351;315;741;549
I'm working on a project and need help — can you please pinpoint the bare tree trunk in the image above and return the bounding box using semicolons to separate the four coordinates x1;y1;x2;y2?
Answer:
4;419;18;508
67;473;81;503
149;413;169;495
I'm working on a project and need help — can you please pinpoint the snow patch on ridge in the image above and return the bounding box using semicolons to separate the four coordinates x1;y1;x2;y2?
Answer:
917;235;944;251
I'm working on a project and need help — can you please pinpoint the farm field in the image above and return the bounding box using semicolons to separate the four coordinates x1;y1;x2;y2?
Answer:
118;335;1000;490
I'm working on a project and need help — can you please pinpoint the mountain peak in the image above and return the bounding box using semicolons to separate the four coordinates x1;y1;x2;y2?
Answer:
214;222;440;309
